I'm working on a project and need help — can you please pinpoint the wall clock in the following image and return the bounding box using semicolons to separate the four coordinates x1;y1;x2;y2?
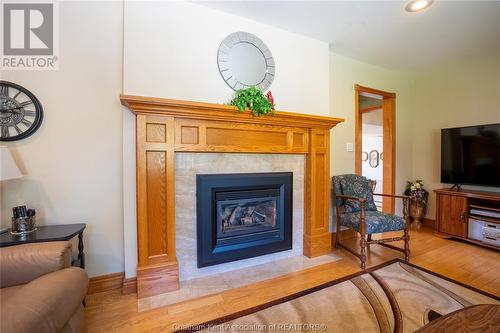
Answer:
0;81;43;141
369;150;380;168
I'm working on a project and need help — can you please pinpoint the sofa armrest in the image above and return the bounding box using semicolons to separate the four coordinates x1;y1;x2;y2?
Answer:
0;241;72;288
0;267;88;333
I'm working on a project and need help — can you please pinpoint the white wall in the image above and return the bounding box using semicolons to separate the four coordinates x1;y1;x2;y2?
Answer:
0;1;124;277
123;1;329;114
412;54;500;219
121;1;331;278
329;52;415;197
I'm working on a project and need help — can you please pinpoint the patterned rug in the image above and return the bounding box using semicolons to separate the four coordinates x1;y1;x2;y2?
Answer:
176;259;499;333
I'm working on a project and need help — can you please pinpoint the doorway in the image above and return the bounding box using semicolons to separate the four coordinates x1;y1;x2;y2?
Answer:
354;84;395;213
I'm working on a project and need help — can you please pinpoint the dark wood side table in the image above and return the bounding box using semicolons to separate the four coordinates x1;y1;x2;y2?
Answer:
415;304;500;333
0;223;86;269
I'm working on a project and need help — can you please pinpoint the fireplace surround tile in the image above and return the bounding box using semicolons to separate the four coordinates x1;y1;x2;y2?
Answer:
175;153;305;281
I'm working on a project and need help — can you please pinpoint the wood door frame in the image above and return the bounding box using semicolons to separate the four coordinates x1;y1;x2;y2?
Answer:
354;84;396;213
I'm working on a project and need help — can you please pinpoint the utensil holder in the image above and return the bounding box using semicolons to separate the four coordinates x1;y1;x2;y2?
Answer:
11;216;36;235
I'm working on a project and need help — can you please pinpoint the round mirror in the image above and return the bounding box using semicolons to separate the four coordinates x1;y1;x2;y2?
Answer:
217;32;275;91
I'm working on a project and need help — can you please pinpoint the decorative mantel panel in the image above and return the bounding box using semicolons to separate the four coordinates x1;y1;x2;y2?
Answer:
121;95;344;298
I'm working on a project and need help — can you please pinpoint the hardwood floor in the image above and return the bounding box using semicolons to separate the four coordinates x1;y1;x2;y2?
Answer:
84;227;500;332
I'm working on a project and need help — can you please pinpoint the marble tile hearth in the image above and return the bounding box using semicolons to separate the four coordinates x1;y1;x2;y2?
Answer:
138;252;341;312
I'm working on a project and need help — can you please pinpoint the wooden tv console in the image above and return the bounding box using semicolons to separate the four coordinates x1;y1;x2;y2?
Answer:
434;188;500;250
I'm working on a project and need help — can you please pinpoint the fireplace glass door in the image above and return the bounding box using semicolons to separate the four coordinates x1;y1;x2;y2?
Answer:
197;172;292;267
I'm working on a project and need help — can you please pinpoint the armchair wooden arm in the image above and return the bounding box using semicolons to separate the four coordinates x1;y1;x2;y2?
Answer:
334;195;368;235
373;193;411;217
373;193;410;200
335;194;366;203
334;194;368;234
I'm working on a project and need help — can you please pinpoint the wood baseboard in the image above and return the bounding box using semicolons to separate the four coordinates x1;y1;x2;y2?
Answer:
422;218;435;229
339;229;358;239
88;272;138;295
122;277;137;295
88;272;124;294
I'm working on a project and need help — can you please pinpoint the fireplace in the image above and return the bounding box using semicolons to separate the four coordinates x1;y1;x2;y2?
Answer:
124;95;340;298
196;172;293;267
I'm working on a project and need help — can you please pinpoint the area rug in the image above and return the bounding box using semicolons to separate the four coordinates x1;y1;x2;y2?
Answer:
175;259;499;333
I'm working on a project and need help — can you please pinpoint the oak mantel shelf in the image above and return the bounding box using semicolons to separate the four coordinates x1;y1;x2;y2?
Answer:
121;94;343;299
120;95;344;130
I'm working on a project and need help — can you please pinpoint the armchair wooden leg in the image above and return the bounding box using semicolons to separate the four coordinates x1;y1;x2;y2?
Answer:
359;204;367;270
360;234;367;270
403;198;411;262
335;215;341;249
403;227;410;262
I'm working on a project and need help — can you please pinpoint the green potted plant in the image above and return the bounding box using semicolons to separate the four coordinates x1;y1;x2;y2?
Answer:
229;86;275;117
404;180;429;228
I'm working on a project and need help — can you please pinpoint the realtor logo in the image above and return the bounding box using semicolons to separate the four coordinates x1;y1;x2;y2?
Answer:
1;1;59;70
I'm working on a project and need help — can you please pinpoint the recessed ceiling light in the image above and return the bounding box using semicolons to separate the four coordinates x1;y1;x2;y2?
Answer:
405;0;434;12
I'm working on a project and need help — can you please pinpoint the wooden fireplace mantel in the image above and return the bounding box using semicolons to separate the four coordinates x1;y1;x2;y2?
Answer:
121;95;344;298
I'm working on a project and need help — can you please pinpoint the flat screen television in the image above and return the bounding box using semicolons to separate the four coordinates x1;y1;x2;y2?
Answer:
441;123;500;187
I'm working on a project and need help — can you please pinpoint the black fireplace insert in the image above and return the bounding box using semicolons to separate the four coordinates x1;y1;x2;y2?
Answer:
196;172;292;268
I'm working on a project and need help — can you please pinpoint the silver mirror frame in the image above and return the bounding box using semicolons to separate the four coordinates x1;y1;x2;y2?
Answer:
217;32;275;91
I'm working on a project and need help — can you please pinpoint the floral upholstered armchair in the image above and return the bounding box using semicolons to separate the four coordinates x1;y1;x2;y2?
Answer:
332;174;410;269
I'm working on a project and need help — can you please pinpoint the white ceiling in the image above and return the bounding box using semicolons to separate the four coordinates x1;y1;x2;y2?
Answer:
197;1;500;72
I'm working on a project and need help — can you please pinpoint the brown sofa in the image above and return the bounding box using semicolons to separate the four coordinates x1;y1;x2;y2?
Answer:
0;241;88;333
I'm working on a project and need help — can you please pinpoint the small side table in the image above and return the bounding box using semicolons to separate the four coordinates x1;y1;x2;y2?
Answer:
0;223;86;269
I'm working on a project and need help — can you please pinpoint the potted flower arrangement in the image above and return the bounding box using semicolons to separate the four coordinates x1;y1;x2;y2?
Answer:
404;180;428;228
